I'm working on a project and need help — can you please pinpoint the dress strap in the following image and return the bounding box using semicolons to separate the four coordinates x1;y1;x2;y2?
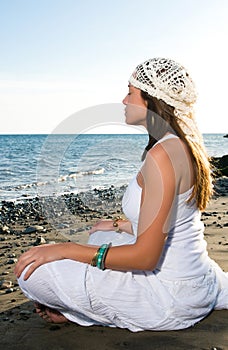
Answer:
155;133;179;145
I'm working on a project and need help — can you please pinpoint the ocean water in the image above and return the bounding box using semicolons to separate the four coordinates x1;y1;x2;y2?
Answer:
0;133;227;202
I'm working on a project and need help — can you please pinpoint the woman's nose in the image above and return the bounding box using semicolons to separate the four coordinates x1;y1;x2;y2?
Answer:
122;95;128;105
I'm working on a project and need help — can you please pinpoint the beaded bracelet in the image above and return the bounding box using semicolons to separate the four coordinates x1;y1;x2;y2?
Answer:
90;243;112;270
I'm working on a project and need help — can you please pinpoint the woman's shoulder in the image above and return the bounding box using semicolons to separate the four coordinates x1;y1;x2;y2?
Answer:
148;134;189;159
145;133;193;171
146;134;180;160
145;133;194;192
142;140;176;179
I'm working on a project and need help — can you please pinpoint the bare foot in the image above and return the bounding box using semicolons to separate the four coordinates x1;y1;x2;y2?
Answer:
34;302;68;323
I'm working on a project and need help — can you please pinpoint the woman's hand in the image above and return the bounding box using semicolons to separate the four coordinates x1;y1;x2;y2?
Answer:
14;243;67;281
88;220;114;234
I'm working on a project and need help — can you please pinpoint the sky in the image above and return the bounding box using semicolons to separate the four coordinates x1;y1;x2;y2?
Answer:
0;0;227;134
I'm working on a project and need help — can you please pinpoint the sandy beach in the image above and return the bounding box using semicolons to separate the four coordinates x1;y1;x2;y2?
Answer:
0;177;227;350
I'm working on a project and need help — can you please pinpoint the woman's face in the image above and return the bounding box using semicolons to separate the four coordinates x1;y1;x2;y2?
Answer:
122;85;147;127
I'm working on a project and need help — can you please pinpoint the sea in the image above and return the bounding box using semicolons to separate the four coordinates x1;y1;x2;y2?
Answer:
0;134;227;202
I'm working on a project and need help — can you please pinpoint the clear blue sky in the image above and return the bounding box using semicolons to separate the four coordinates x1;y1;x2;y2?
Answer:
0;0;227;133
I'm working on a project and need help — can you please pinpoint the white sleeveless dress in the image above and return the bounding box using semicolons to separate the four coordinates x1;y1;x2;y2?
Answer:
18;135;228;332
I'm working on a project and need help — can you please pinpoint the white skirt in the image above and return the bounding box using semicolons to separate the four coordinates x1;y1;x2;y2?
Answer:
18;231;225;332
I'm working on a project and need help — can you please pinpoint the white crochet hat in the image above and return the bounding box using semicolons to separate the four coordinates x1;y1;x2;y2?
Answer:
129;57;197;117
129;58;202;143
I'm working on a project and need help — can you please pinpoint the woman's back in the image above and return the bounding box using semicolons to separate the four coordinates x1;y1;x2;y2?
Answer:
123;134;211;279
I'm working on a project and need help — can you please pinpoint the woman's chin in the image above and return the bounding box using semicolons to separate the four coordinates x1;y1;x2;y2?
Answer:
125;117;134;125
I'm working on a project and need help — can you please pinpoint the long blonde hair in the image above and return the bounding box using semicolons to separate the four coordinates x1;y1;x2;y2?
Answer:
141;91;213;211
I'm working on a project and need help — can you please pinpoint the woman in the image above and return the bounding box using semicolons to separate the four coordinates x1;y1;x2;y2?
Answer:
15;58;228;331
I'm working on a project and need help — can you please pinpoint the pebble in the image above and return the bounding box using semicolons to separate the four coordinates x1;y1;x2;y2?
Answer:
5;288;14;294
23;225;44;234
0;225;11;234
57;223;70;229
1;244;11;249
7;253;16;258
202;212;213;217
7;258;18;264
19;310;32;320
0;280;13;289
19;310;32;316
2;317;10;321
34;236;46;245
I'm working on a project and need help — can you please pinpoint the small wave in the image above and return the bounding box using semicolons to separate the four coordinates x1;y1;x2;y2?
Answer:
38;157;59;167
59;168;105;181
14;182;48;190
3;168;105;192
77;168;105;176
4;181;49;191
0;169;14;175
106;158;127;163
